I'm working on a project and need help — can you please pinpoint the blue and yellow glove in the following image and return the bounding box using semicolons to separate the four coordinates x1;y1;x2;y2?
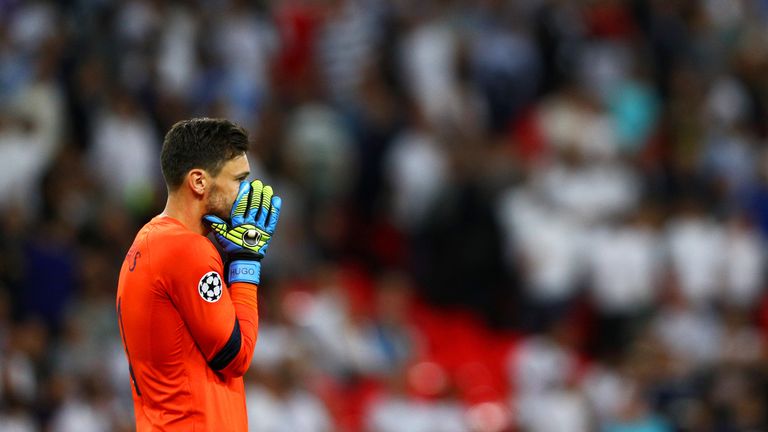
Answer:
203;180;282;285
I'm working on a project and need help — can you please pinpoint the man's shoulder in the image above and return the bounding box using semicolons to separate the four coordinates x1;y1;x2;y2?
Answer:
144;216;217;259
142;217;223;289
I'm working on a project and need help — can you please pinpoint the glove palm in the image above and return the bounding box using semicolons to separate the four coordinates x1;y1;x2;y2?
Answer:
204;180;281;284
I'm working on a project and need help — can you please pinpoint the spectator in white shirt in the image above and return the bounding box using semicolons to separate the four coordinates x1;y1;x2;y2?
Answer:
722;213;765;307
246;360;332;432
665;198;726;306
653;290;723;370
385;106;448;232
497;187;585;328
88;91;159;210
366;367;467;432
587;207;664;355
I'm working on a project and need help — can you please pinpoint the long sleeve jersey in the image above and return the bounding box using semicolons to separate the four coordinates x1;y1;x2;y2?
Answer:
116;215;259;431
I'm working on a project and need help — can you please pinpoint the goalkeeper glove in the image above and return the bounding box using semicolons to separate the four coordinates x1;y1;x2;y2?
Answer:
203;179;282;285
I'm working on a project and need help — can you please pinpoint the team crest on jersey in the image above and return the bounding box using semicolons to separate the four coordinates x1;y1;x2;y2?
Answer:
198;271;223;302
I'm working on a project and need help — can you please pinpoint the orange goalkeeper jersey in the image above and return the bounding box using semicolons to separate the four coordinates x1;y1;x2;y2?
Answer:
116;216;259;431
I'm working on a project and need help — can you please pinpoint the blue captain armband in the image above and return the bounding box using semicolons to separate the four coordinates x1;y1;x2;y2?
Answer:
229;260;261;285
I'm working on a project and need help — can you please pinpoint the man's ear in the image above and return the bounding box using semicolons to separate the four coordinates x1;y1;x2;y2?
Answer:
187;169;207;196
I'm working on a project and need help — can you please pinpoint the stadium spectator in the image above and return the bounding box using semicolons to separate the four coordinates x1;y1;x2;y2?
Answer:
0;0;766;430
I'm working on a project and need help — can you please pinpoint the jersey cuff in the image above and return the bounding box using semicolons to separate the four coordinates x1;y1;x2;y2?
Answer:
209;319;242;371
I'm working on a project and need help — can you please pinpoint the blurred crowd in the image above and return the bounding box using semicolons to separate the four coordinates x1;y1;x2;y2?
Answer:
2;0;768;431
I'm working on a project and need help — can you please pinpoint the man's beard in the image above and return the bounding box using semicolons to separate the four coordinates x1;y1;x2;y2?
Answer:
205;183;231;222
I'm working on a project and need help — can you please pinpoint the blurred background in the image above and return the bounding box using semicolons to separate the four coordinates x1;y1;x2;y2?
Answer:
1;0;768;431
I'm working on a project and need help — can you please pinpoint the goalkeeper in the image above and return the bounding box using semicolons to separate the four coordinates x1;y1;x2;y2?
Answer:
116;118;281;431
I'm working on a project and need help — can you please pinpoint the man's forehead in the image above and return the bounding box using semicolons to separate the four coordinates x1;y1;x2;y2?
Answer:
222;153;250;174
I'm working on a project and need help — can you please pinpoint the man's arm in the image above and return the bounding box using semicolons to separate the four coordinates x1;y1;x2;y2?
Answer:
201;179;281;376
220;281;259;375
175;178;281;377
165;237;258;378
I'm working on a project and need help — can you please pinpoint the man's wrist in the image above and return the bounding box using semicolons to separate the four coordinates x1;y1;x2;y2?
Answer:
228;260;261;285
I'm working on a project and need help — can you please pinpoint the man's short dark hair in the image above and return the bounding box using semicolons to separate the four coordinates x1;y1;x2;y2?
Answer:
161;118;249;190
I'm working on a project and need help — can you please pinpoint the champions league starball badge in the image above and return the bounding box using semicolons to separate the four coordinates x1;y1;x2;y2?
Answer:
198;271;223;302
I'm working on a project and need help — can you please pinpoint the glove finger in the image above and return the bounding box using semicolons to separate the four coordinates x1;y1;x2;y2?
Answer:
266;195;282;234
231;181;251;225
203;214;228;236
256;185;273;228
246;180;263;220
203;214;226;226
